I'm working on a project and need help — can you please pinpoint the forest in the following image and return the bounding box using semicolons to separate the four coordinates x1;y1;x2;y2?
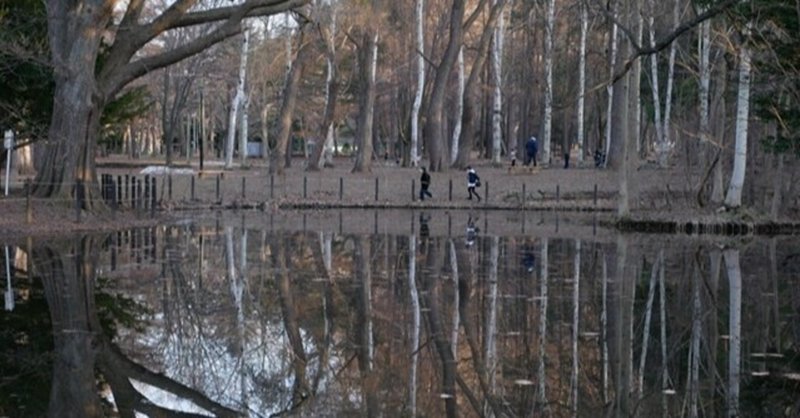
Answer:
0;0;798;217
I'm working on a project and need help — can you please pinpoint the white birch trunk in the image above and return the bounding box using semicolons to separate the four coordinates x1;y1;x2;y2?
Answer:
723;249;742;417
576;3;588;164
491;0;507;165
451;47;464;165
632;11;643;157
322;9;337;167
410;0;425;167
226;28;250;168
647;2;665;161
239;93;250;164
603;9;618;167
542;0;555;165
570;240;581;415
698;18;711;142
657;0;680;166
408;235;420;416
537;238;549;408
724;33;751;209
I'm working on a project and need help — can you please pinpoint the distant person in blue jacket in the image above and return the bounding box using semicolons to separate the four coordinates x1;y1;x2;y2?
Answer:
467;166;481;201
525;136;538;166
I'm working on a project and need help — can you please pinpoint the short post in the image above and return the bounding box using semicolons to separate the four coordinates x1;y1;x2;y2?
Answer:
411;179;416;202
339;177;343;200
190;175;196;201
100;175;106;202
137;177;143;211
303;176;308;199
374;177;379;201
25;180;32;224
130;176;136;208
448;179;452;201
116;175;122;207
270;174;274;199
125;175;130;207
75;180;83;223
168;174;173;201
216;174;221;202
593;184;598;206
144;175;150;210
485;181;489;203
241;176;246;200
110;179;118;216
556;184;560;202
522;183;526;206
150;178;156;217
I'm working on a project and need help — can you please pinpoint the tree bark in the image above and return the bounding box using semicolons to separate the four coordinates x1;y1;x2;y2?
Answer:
542;0;555;166
410;0;425;167
352;32;379;173
424;0;465;172
724;29;752;209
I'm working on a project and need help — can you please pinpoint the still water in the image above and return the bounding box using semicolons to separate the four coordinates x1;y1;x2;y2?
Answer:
1;210;798;417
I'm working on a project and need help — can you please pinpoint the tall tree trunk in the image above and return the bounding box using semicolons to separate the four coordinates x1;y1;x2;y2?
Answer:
271;26;312;175
354;236;377;415
424;0;465;171
724;30;751;209
536;238;549;410
576;3;588;164
353;32;379;173
542;0;555;166
570;240;581;415
451;47;465;165
453;0;504;169
308;5;338;171
491;1;507;165
602;2;618;168
226;29;250;168
485;236;499;400
656;0;680;167
411;0;425;167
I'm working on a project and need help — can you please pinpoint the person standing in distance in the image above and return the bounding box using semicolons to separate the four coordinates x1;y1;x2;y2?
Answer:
467;166;481;201
525;136;538;166
419;166;433;201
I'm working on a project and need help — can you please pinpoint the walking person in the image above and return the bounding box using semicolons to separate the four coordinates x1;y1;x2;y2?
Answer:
419;166;433;201
466;166;481;201
525;136;538;166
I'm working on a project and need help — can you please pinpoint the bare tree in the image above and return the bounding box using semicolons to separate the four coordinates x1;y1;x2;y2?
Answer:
35;0;309;200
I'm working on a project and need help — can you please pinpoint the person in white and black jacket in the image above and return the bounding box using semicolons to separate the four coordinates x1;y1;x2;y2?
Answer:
466;166;481;201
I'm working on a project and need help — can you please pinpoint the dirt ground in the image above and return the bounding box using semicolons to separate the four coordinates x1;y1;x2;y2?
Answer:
0;155;793;239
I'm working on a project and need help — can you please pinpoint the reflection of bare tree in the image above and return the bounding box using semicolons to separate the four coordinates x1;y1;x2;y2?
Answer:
273;235;309;405
638;251;662;399
570;239;581;416
537;238;549;411
34;237;241;417
353;236;377;416
36;238;103;416
408;234;420;416
723;249;742;417
485;235;499;405
418;237;458;417
687;252;703;418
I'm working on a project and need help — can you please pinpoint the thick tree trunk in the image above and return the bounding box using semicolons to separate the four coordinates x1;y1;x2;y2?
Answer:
271;27;312;175
724;32;752;209
352;32;379;173
491;1;507;165
451;48;465;165
308;6;338;171
542;0;555;166
576;3;588;164
424;0;465;172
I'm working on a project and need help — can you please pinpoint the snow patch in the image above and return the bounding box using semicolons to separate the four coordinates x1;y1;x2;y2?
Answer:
139;166;195;175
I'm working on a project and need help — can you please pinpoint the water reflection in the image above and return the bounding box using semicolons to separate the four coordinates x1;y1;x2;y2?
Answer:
1;211;799;417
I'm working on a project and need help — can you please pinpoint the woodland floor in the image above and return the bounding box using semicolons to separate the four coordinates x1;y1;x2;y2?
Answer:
0;154;797;239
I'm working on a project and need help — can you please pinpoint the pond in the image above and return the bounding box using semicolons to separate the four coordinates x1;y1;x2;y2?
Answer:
1;210;798;417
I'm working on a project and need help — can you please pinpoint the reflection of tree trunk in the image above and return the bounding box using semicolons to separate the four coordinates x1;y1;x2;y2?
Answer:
449;239;460;357
537;238;549;410
708;248;722;418
609;235;633;416
570;240;581;415
274;236;309;403
419;238;457;417
485;236;499;400
687;254;702;418
408;234;420;417
36;238;103;417
724;249;742;417
601;249;609;404
354;236;377;416
660;245;670;416
312;232;334;392
638;251;662;398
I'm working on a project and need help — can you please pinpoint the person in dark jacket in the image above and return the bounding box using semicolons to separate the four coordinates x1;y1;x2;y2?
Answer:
419;167;432;201
525;136;538;166
467;166;481;201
